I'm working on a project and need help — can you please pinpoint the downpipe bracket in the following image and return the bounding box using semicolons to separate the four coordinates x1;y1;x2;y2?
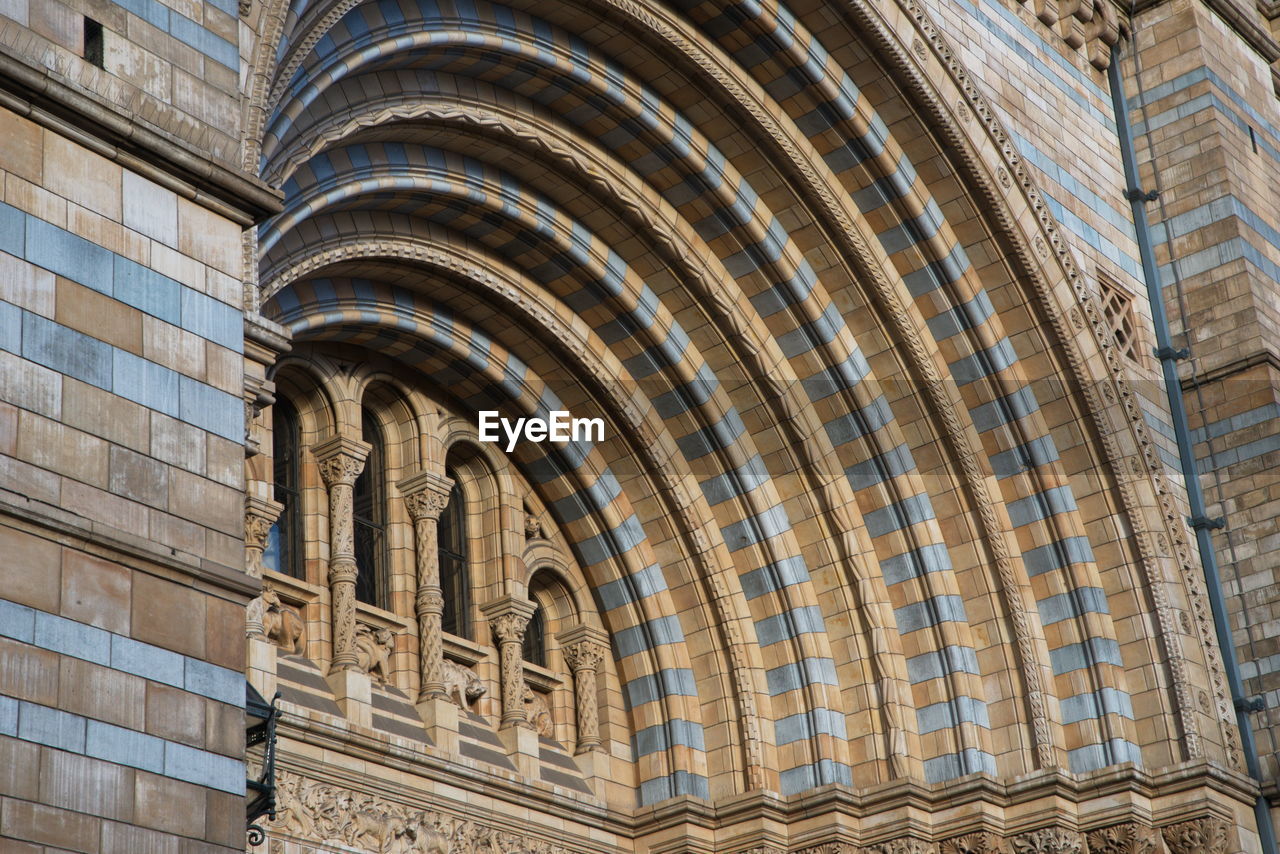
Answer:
1154;345;1190;361
1125;187;1160;202
1237;696;1267;714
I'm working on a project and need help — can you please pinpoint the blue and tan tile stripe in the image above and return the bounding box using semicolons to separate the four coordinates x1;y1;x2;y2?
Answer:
274;280;715;799
676;0;1139;771
255;0;1154;796
259;10;989;786
257;16;991;779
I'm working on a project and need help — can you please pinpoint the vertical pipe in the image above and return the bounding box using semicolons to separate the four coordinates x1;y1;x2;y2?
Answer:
1108;47;1277;854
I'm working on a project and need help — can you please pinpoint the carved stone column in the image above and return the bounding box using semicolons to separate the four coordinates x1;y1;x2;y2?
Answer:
480;596;537;729
557;624;609;754
313;435;370;673
398;470;454;702
244;495;284;580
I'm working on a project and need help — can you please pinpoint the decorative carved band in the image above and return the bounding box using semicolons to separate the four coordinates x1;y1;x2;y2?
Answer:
1009;827;1082;853
270;769;592;853
1160;817;1230;854
1085;823;1163;854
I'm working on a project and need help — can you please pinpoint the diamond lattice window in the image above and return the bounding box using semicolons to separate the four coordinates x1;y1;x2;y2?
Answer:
1098;276;1139;362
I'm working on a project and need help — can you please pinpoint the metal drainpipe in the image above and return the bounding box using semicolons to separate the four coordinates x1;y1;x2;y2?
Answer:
1108;47;1277;854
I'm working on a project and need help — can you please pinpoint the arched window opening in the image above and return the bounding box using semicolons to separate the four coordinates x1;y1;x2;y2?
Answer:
353;408;388;607
265;396;303;579
523;603;546;668
438;475;470;639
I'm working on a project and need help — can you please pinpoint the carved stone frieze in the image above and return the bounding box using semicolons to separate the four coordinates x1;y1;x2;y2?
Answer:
940;833;1004;854
271;769;590;853
863;839;938;854
1009;828;1080;853
1160;817;1229;854
1085;823;1163;854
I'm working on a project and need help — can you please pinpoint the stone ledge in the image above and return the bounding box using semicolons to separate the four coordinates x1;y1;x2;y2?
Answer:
0;488;258;601
0;47;281;225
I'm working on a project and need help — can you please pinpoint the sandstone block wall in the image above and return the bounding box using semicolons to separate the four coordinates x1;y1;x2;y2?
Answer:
0;104;255;853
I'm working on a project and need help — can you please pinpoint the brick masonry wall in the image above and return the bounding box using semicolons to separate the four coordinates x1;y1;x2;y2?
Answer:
0;0;245;163
924;0;1280;804
917;0;1188;478
0;105;253;853
1124;0;1280;792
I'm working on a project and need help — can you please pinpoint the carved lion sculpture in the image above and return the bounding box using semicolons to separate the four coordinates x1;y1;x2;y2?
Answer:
355;624;395;683
261;589;306;656
441;658;485;711
522;685;554;737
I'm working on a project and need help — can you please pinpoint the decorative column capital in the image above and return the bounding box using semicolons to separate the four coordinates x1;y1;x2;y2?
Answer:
557;624;609;671
312;436;370;487
398;470;455;522
1086;823;1163;854
245;494;283;535
244;495;284;579
480;596;537;644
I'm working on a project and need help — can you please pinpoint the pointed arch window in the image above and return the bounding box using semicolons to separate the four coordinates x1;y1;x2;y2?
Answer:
353;409;388;607
266;396;303;579
438;476;471;639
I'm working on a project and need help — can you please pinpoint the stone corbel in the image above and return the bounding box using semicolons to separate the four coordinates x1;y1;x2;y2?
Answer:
243;315;291;457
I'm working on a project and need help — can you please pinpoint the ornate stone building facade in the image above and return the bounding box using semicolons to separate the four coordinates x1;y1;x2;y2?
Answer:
1;0;1280;846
